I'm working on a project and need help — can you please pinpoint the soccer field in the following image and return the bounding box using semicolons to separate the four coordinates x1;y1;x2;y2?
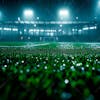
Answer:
0;42;100;100
0;42;100;48
0;42;100;55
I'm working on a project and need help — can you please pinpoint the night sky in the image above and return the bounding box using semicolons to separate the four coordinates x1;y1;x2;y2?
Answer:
0;0;97;21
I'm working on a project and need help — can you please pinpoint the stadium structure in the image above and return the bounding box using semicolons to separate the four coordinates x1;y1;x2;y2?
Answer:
0;20;100;42
0;1;100;100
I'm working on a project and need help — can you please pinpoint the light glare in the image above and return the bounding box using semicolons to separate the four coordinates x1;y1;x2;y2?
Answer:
98;1;100;6
59;9;69;19
24;9;34;19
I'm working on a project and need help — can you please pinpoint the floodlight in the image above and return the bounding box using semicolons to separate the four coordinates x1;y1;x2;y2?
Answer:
18;17;21;21
0;27;3;30
76;17;79;20
78;29;82;32
24;29;27;32
59;9;69;20
98;0;100;7
37;17;39;20
60;24;62;27
12;28;18;31
23;9;34;20
72;29;75;32
83;27;89;30
24;9;33;17
0;11;2;20
0;11;2;16
50;33;54;36
34;24;37;27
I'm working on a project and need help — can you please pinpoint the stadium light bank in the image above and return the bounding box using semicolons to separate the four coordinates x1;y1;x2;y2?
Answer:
58;9;70;20
23;9;34;20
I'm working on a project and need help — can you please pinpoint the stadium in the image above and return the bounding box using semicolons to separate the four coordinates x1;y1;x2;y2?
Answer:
0;0;100;100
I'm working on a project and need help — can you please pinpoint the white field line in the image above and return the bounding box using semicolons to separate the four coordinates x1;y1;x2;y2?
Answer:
0;43;50;48
26;43;50;48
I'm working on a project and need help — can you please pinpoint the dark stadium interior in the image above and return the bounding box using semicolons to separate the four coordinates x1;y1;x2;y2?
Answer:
0;0;100;42
0;0;100;100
